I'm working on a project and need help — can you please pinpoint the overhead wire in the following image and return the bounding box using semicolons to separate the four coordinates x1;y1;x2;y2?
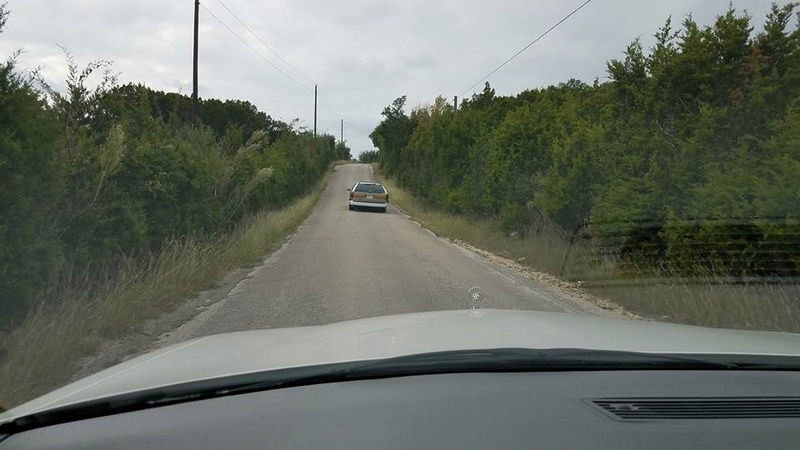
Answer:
199;2;308;90
314;93;344;139
460;0;593;96
201;1;590;143
211;0;317;87
203;1;347;134
317;87;342;120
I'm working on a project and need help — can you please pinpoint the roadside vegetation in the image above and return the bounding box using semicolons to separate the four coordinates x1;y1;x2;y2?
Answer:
372;4;800;332
376;168;800;333
0;6;350;406
358;149;379;163
0;179;330;407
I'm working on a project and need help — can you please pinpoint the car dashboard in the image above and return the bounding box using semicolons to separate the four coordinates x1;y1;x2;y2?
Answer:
1;369;799;449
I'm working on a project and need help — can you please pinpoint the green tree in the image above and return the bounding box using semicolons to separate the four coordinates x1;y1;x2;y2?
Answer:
370;96;415;174
359;150;379;163
369;3;800;277
0;7;62;322
0;5;342;326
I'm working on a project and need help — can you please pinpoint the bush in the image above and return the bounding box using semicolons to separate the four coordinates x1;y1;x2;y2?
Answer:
370;3;800;278
499;203;528;236
0;52;63;324
359;150;379;163
0;12;344;328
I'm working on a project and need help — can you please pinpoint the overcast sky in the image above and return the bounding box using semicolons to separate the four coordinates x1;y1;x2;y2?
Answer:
0;0;779;155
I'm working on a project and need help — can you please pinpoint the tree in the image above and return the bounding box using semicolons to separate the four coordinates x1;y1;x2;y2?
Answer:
0;5;343;327
335;141;352;161
368;3;800;277
0;7;63;322
370;96;415;173
359;150;379;163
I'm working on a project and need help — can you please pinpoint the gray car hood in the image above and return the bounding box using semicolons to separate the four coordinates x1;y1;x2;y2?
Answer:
3;309;800;422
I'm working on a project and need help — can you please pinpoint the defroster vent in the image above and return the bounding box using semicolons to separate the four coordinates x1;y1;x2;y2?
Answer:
588;397;800;421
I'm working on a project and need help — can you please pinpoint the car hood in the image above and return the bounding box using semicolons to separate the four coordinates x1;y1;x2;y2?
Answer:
3;309;800;422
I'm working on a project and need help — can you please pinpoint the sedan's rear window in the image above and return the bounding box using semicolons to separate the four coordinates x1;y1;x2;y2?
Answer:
355;184;385;194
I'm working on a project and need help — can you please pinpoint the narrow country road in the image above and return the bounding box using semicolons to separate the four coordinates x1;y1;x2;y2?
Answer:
161;164;614;345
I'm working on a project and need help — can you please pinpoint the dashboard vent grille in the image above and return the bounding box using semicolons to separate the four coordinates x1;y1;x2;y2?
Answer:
589;398;800;420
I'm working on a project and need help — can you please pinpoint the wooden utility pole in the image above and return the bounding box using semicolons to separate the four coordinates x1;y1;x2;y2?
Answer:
453;95;458;112
191;0;199;124
313;84;318;137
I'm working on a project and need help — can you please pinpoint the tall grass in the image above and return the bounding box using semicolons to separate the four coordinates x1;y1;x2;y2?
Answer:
0;175;327;408
376;173;570;275
585;275;800;332
375;167;800;334
374;172;578;276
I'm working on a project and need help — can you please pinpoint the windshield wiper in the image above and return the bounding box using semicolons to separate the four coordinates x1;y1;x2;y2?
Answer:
2;348;797;434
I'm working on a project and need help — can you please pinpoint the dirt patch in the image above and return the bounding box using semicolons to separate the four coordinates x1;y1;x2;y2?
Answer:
448;238;643;321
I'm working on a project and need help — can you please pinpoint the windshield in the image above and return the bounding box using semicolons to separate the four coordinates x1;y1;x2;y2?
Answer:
0;0;797;413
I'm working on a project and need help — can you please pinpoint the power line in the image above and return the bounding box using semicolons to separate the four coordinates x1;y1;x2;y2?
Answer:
460;0;593;96
199;2;308;90
200;2;345;134
212;0;317;86
313;84;343;130
317;88;341;119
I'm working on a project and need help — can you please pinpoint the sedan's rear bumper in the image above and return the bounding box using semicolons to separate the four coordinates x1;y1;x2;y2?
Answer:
350;200;388;209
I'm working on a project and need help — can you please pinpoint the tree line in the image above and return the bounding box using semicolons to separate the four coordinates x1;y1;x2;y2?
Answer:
358;150;379;163
0;6;350;326
371;3;800;278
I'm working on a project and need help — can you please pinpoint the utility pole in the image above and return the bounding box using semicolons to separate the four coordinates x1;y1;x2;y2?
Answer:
191;0;199;124
313;84;318;137
340;119;344;144
453;95;458;112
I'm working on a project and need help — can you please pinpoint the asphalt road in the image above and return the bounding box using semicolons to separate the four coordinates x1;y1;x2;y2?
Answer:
162;164;614;343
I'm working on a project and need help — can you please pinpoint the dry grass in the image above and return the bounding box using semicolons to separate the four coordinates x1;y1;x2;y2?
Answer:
0;174;328;408
374;168;578;278
376;172;570;276
585;278;800;333
375;166;800;334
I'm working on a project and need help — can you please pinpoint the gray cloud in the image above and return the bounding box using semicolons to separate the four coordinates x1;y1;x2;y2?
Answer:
0;0;779;154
